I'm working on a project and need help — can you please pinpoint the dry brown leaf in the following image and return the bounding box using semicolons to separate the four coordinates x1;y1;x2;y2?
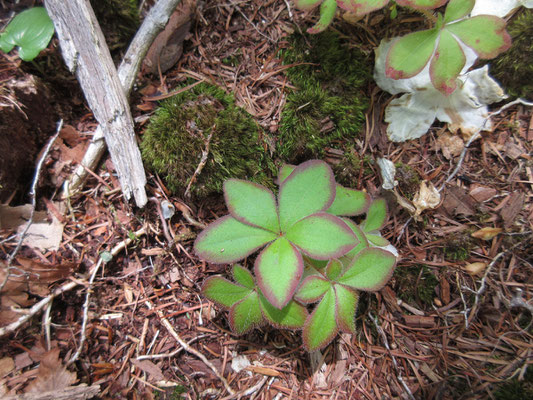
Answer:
0;204;48;230
463;262;487;276
469;185;497;203
436;131;464;159
440;185;476;217
15;257;74;283
123;283;133;304
25;348;76;393
412;181;441;218
19;214;64;252
0;357;15;378
471;227;503;240
500;192;525;228
131;359;165;382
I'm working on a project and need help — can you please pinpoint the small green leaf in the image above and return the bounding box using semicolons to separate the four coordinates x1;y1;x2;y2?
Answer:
286;213;357;260
100;251;113;263
430;29;465;95
307;0;337;34
202;276;252;308
334;284;358;333
259;294;308;329
278;164;296;185
295;276;331;303
444;0;475;23
338;248;397;291
362;198;388;233
0;7;54;61
366;234;390;247
386;28;439;80
304;256;329;270
255;237;303;309
337;0;389;16
325;259;343;281
396;0;447;10
303;287;338;351
232;265;255;289
294;0;323;10
327;185;370;216
224;179;279;232
194;216;276;264
229;291;263;334
279;160;336;230
446;16;511;59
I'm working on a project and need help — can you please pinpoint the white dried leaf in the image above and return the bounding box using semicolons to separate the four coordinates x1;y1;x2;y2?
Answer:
471;0;533;17
412;181;441;218
231;354;251;374
377;158;397;190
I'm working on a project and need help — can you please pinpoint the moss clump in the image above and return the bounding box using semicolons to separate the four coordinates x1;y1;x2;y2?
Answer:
277;31;370;165
495;366;533;400
141;83;276;198
395;163;421;201
490;9;533;99
394;265;438;307
443;233;474;262
331;145;373;187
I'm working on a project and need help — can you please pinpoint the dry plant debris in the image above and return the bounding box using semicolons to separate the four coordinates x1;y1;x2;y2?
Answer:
0;1;532;399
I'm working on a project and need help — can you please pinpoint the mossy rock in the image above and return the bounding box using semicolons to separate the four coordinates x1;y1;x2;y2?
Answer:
277;31;370;172
141;83;276;198
490;9;533;99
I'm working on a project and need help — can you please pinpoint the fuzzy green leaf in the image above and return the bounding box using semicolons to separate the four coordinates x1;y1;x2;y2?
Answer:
362;198;388;233
278;164;296;185
444;0;475;23
366;234;390;247
278;160;336;230
334;284;358;333
446;16;511;59
259;294;308;329
303;287;338;351
307;0;337;34
327;185;370;216
295;275;331;303
338;248;396;291
232;264;255;289
337;0;389;15
0;7;54;61
255;237;303;309
325;259;343;281
224;179;279;232
194;216;277;264
395;0;447;10
430;29;465;95
229;291;263;334
286;213;357;260
294;0;323;10
202;276;252;308
341;218;370;260
386;28;439;80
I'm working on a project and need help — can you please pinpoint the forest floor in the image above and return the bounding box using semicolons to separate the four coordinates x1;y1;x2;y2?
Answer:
0;1;532;399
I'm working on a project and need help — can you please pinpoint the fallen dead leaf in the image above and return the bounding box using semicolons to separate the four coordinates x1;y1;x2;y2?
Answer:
463;262;487;276
131;359;165;382
440;185;476;217
436;131;464;159
500;192;525;228
469;185;498;203
25;348;76;393
412;181;441;218
0;357;14;378
471;227;503;240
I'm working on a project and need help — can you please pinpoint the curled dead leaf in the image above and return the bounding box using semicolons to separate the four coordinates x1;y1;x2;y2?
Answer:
413;181;441;218
436;131;464;160
471;227;503;241
463;262;487;276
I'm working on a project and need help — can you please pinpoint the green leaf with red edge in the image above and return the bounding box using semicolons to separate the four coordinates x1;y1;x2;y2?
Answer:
341;218;370;261
385;28;439;80
295;275;331;303
232;264;255;289
304;256;328;270
259;293;308;329
278;160;335;230
303;287;338;351
362;198;388;233
444;0;475;23
334;284;358;333
446;16;511;59
337;0;389;16
278;164;296;185
286;213;357;260
327;185;370;216
338;248;397;291
395;0;447;10
202;276;252;308
325;259;343;281
294;0;323;10
229;291;263;334
307;0;337;34
224;179;279;232
255;237;303;309
366;234;390;247
429;29;465;95
194;215;277;264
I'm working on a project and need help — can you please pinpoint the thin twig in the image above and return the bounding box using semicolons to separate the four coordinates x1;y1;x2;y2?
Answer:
235;5;275;43
370;313;416;400
0;120;63;294
144;299;235;395
219;376;271;400
135;335;207;361
184;130;213;198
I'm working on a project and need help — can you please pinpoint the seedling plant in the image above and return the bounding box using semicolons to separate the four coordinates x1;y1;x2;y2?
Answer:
195;160;397;351
294;0;512;95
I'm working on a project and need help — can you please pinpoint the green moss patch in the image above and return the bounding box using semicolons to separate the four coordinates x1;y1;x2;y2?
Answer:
394;265;438;307
277;31;370;173
141;83;277;198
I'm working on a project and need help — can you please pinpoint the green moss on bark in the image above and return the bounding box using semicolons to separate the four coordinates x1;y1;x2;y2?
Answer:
277;31;370;165
140;83;276;198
